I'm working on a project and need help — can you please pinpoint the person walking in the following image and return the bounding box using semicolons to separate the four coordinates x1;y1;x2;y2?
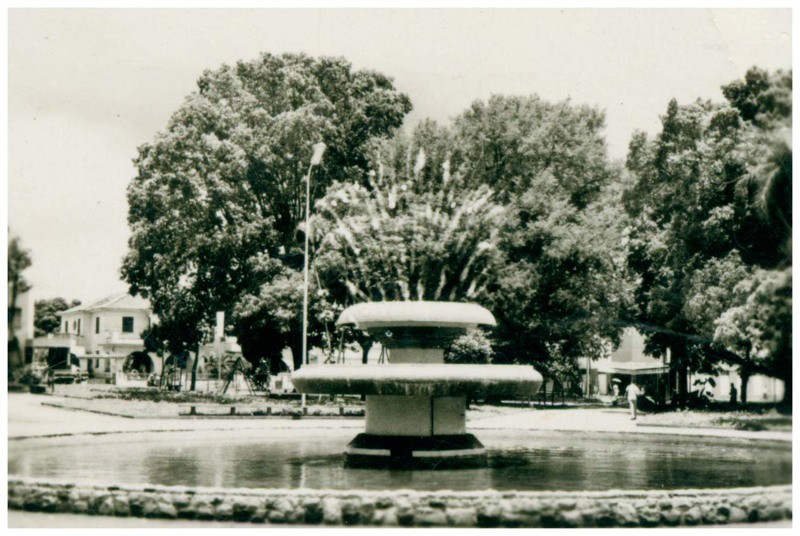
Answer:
625;381;642;420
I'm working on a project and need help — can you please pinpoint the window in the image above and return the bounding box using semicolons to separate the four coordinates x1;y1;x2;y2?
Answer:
77;319;81;335
72;320;77;331
95;317;100;334
122;316;135;333
64;321;68;333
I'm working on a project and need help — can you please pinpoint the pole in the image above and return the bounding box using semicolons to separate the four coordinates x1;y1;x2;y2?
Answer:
301;142;326;410
215;311;224;390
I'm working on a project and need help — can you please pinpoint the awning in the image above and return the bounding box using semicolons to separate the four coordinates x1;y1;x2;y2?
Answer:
75;354;130;360
595;361;669;375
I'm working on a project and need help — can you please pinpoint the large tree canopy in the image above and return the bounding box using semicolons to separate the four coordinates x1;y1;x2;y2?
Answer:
312;149;507;306
447;96;629;375
623;68;792;404
310;95;629;381
122;52;411;361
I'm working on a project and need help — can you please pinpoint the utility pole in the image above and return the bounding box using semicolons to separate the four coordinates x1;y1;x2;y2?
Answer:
301;142;326;409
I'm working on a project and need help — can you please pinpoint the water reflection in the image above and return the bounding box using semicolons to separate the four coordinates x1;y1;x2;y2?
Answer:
8;430;791;492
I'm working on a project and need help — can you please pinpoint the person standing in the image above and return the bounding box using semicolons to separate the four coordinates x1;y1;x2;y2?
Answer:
625;381;642;420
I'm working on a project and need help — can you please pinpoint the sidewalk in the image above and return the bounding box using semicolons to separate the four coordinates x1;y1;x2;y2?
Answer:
8;393;792;443
7;393;362;439
469;405;793;442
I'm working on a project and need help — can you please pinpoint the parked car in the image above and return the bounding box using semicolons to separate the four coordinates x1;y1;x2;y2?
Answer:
48;364;85;384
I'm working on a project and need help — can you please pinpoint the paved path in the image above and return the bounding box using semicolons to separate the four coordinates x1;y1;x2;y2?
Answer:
8;393;791;442
470;405;792;441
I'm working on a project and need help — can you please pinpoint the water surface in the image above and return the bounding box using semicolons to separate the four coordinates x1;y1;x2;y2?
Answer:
8;429;791;491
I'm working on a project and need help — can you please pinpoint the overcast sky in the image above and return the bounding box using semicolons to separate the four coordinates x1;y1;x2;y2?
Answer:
7;8;792;303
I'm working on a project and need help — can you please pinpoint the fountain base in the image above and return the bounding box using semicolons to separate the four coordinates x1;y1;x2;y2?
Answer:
344;433;487;469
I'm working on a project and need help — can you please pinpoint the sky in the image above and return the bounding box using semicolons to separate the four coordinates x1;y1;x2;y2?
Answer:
6;7;792;303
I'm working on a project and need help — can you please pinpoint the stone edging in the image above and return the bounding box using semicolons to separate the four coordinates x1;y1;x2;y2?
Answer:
8;479;791;527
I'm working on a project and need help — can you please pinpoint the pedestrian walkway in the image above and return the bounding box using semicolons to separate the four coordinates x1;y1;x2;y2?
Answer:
7;394;362;439
7;393;791;443
469;405;792;442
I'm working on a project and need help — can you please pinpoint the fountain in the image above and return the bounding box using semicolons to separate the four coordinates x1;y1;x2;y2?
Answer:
7;303;792;527
291;301;542;468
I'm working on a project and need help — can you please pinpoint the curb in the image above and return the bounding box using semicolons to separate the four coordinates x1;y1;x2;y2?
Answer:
8;479;792;528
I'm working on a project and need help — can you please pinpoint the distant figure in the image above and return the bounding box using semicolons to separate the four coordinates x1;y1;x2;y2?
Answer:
729;383;738;404
612;384;619;398
625;381;642;420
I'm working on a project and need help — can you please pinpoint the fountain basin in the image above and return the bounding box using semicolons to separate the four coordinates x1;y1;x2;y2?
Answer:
8;428;791;491
7;428;792;527
291;364;542;397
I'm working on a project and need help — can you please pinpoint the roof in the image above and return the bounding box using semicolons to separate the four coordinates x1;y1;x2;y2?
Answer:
59;292;151;316
336;301;496;329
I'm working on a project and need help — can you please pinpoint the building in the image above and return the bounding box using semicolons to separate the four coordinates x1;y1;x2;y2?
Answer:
689;365;785;404
580;328;668;401
8;285;35;367
581;328;785;404
54;292;157;379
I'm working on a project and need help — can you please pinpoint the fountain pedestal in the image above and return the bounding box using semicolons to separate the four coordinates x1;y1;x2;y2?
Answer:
292;302;542;468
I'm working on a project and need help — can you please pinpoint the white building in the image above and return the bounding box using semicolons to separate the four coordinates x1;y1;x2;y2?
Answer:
580;328;785;404
56;292;157;379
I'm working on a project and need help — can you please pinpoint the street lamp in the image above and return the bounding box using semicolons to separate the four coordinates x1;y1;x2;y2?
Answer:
302;142;326;378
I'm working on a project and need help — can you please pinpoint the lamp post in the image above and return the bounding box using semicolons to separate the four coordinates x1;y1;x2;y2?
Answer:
301;142;326;407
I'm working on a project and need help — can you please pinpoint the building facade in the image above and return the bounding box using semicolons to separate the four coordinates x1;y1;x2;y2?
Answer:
581;328;785;404
56;292;157;379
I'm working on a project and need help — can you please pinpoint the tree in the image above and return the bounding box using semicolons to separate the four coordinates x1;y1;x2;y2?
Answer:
34;298;81;337
451;95;612;208
310;95;628;384
122;52;411;371
723;68;792;269
624;97;750;403
714;268;792;403
444;329;494;364
489;177;631;375
443;95;628;376
8;235;32;379
624;68;792;405
312;157;507;304
307;140;508;363
233;266;341;372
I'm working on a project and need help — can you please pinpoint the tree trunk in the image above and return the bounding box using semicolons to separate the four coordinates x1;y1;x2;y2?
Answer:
8;285;21;380
290;340;303;371
780;371;792;406
740;366;751;404
190;345;201;391
7;340;21;381
671;343;689;408
361;338;374;364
